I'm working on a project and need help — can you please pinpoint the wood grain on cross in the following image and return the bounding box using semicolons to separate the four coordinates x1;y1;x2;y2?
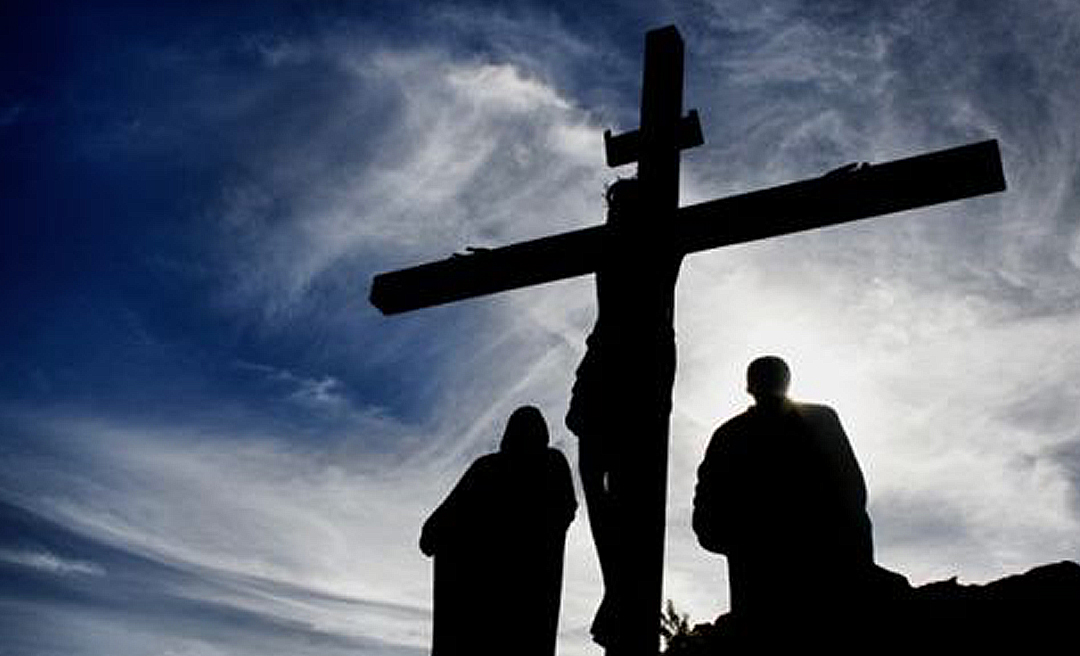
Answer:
371;25;1005;655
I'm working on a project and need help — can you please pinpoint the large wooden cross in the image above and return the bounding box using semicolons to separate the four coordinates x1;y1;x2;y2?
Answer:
371;26;1004;655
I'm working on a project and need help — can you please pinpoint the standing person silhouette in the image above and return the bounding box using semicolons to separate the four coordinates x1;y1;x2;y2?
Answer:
420;406;577;656
692;356;875;641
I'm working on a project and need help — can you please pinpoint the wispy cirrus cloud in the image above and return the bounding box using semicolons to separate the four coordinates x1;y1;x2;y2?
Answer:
0;548;106;577
209;37;606;325
0;496;426;656
0;406;435;652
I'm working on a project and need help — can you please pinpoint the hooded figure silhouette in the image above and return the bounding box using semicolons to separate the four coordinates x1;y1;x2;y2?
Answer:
421;406;577;656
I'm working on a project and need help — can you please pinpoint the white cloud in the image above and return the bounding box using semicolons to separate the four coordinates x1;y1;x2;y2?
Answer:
234;361;353;414
0;548;106;577
444;62;570;112
1;408;433;647
210;41;607;325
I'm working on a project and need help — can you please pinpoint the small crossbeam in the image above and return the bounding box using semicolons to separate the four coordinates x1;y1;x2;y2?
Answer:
369;139;1004;315
604;110;704;167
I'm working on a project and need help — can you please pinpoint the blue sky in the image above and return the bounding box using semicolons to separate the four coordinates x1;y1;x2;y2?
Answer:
2;2;1080;654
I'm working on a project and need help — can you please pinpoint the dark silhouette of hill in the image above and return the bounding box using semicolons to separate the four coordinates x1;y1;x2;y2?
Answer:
663;560;1080;654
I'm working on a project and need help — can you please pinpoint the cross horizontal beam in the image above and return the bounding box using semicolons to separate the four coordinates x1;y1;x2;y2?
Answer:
604;109;704;167
369;139;1005;315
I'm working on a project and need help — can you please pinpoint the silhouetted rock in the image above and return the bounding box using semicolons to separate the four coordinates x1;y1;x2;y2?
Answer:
663;561;1080;654
904;561;1080;651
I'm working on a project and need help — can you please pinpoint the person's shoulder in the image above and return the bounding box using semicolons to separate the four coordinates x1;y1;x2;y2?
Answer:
469;452;502;472
793;401;838;418
710;409;754;440
543;446;571;466
791;402;843;430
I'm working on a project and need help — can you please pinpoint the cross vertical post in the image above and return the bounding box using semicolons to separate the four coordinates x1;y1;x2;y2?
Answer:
623;25;683;655
596;25;692;655
637;25;686;217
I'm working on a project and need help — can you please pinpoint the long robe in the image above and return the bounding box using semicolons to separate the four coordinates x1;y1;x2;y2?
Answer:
421;446;576;656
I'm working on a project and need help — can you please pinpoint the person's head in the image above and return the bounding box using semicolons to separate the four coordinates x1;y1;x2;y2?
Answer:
605;177;641;225
500;405;550;454
746;356;791;402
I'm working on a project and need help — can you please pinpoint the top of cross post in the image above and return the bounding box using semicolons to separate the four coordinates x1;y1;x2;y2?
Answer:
604;26;703;168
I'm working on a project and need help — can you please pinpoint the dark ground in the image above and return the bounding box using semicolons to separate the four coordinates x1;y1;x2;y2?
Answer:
663;561;1080;654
